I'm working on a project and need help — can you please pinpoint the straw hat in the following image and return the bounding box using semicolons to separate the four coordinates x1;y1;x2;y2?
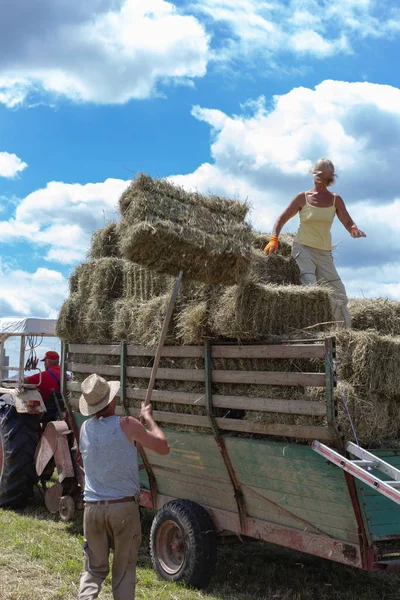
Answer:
79;374;120;416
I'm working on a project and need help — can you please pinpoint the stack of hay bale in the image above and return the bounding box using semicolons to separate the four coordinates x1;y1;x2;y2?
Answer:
57;174;400;448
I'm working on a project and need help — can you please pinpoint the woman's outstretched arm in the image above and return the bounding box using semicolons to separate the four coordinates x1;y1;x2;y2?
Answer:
335;196;366;238
264;193;305;254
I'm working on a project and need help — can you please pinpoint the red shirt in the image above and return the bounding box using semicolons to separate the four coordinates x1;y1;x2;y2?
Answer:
26;365;61;402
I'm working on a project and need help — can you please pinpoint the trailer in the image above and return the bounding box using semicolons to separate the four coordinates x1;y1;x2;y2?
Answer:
63;336;400;588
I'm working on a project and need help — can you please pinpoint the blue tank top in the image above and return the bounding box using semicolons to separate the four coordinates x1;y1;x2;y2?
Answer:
80;415;140;502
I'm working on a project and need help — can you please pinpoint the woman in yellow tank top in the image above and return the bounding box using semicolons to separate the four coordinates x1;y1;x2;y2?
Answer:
264;158;366;328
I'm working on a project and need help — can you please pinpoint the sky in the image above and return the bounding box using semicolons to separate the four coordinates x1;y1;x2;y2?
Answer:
1;0;400;356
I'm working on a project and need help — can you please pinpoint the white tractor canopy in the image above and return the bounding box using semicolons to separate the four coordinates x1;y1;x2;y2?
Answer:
0;317;57;340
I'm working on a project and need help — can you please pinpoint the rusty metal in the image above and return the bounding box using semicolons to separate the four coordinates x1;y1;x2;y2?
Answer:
45;481;63;514
204;339;247;534
35;421;74;482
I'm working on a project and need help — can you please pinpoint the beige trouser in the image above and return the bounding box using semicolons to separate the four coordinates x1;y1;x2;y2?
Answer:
79;501;141;600
292;242;351;328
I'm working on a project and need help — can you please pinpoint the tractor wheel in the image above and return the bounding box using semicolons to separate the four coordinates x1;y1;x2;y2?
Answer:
150;499;217;589
0;404;40;508
59;495;76;522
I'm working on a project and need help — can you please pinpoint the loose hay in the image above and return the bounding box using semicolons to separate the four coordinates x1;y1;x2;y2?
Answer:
89;222;121;259
349;298;400;336
118;173;253;285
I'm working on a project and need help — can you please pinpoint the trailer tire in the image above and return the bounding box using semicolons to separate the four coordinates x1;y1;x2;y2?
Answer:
150;499;217;589
0;405;40;508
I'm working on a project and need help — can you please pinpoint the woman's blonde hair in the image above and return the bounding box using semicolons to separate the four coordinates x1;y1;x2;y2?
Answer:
311;158;336;186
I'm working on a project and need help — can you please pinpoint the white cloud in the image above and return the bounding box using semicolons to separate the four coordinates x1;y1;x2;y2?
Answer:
0;152;27;178
0;0;209;106
2;78;400;301
170;80;400;298
0;178;128;264
191;0;399;62
0;263;67;319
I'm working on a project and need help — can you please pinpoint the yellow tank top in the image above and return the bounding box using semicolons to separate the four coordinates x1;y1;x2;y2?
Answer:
294;192;337;251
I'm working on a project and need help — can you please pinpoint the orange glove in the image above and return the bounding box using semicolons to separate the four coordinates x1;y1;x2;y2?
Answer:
350;225;366;238
263;235;279;254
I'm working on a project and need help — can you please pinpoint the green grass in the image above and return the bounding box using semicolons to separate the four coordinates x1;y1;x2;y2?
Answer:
0;494;399;600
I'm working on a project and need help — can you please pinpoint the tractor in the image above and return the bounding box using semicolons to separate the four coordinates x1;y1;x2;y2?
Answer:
0;318;83;520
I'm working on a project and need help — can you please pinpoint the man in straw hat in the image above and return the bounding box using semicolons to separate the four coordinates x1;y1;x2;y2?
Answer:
78;373;169;600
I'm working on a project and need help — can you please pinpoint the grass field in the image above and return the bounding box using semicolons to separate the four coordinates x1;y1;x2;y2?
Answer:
0;494;399;600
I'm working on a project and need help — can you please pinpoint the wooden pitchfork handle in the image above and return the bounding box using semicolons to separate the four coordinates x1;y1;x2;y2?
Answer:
143;269;184;412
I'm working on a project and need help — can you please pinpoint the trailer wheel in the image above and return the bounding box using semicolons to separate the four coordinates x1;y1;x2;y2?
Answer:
0;405;40;508
150;499;217;589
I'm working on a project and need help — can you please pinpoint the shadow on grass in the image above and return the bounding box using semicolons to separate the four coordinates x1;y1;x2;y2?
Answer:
138;515;398;600
10;500;400;600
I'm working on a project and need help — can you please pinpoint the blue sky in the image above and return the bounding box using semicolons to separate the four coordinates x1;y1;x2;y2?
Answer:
1;0;400;335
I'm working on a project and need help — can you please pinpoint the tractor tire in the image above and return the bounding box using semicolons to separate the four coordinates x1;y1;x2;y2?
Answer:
0;404;40;508
150;499;217;589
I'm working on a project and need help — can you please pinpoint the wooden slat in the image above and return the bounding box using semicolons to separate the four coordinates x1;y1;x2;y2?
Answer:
211;344;325;359
68;397;331;440
123;407;332;440
68;344;120;355
212;371;325;386
68;382;326;416
127;345;204;358
68;362;325;387
67;343;325;359
68;363;119;376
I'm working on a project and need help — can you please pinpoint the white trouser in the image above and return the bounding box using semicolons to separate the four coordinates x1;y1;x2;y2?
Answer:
292;242;351;328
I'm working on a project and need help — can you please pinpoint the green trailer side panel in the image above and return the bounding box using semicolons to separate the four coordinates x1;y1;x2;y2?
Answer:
355;450;400;541
141;429;359;544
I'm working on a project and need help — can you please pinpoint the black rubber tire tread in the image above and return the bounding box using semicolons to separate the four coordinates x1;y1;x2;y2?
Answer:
0;405;40;507
150;499;217;589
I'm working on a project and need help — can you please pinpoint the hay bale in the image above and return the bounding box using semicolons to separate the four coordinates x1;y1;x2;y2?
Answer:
123;261;173;300
349;298;400;336
118;173;253;285
335;382;400;449
252;232;295;257
210;283;333;340
88;258;125;304
89;222;121;259
85;302;115;343
119;173;249;220
335;329;400;397
248;249;300;285
69;262;93;295
112;294;174;346
56;294;88;343
68;258;124;301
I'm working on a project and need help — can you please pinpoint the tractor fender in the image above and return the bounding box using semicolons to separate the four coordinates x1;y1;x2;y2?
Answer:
35;421;74;482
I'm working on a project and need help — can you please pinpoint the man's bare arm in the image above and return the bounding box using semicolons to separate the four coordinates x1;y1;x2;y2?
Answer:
120;403;170;455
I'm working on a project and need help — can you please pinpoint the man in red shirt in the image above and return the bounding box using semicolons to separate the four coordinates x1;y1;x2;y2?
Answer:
24;350;61;404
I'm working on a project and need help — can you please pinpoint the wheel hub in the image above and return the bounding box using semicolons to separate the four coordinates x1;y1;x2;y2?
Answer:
156;520;185;575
